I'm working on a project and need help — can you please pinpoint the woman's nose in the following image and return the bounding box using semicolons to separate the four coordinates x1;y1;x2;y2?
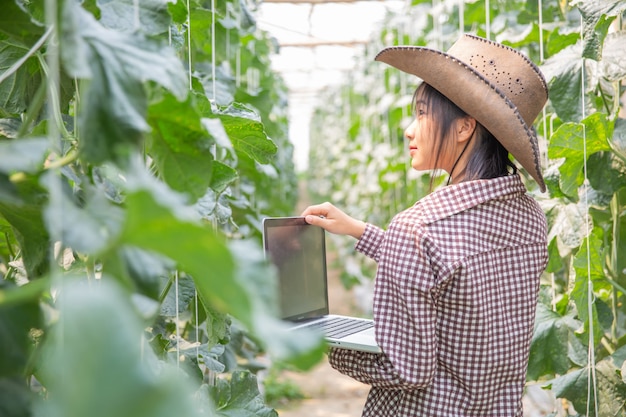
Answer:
404;120;416;140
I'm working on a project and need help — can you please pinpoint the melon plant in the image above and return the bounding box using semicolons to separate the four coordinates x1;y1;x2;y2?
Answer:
0;0;325;416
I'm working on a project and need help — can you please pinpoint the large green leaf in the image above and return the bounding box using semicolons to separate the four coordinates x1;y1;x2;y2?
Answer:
528;303;579;379
541;43;587;123
0;40;43;115
203;370;277;417
572;0;626;60
59;1;187;164
0;198;49;279
546;358;626;417
0;0;44;40
120;187;247;319
548;113;612;197
0;278;45;417
0;137;48;174
119;178;324;368
213;103;277;164
98;0;172;35
602;31;626;82
612;118;626;161
160;273;196;317
570;228;606;345
42;172;124;255
0;280;43;376
147;93;215;201
34;279;202;417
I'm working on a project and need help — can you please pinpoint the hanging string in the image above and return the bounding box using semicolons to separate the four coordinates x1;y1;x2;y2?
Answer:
186;0;193;90
537;0;557;311
210;0;216;100
459;0;464;34
189;0;202;367
485;0;490;39
175;271;180;368
579;15;598;417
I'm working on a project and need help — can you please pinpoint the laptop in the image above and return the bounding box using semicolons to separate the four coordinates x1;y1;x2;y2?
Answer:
262;216;381;354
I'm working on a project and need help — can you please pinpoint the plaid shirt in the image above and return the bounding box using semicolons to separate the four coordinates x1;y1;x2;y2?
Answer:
329;174;548;417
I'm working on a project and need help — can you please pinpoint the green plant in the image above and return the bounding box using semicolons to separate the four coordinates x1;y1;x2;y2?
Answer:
262;363;306;408
0;0;325;416
308;0;626;415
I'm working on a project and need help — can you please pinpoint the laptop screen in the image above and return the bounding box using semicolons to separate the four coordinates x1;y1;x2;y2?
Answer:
262;217;329;321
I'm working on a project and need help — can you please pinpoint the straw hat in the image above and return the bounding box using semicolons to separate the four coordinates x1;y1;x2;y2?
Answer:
375;34;549;192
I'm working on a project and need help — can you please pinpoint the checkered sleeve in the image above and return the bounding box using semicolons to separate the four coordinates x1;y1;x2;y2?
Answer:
355;223;385;262
327;348;407;386
331;219;438;390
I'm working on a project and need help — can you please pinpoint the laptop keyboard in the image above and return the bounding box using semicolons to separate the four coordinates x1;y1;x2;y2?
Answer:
308;316;374;339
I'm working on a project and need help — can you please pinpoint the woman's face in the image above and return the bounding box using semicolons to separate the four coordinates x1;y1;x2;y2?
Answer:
405;100;440;171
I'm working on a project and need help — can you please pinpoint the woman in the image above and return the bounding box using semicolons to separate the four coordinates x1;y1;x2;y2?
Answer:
301;34;549;416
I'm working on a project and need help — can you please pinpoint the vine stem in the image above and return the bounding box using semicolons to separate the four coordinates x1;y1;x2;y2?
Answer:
45;149;79;170
0;27;53;85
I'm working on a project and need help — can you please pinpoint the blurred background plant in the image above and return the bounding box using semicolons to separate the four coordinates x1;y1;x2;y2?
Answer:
0;0;326;416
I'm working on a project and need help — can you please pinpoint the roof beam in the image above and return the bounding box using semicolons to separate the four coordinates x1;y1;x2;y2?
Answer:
263;0;385;3
279;40;368;47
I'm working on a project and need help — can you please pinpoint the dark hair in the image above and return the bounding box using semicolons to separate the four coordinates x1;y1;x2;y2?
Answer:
412;83;516;191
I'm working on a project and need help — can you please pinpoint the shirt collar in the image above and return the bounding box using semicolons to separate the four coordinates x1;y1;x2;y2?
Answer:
418;174;529;224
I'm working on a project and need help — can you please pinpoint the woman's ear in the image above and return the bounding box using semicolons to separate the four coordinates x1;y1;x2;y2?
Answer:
457;116;476;143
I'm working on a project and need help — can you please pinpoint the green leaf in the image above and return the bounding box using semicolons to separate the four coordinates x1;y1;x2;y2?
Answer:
572;0;626;60
60;2;187;164
206;302;232;347
121;188;247;316
195;188;233;224
0;198;49;279
0;0;45;40
0;119;21;138
548;113;612;196
0;40;43;115
570;229;606;345
214;103;277;164
602;31;626;82
160;273;196;317
117;166;251;322
204;370;278;417
210;161;238;194
147;94;215;201
42;172;124;255
612;118;626;161
546;358;626;417
34;279;202;417
527;303;574;380
0;280;43;377
119;246;174;299
0;137;48;174
547;368;588;413
572;227;605;282
545;198;588;250
541;43;587;122
98;0;172;35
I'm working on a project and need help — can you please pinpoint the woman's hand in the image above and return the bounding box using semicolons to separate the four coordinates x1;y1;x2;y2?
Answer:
301;202;366;239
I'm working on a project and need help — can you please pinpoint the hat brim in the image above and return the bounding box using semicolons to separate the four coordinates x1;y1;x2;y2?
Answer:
375;46;545;192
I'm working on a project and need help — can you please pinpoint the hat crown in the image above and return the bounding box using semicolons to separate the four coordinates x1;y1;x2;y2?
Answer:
447;35;548;126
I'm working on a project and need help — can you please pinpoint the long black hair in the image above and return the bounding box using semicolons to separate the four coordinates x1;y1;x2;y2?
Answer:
412;82;516;190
